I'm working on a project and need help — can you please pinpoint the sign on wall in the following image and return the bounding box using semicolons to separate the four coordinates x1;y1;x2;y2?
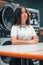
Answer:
26;8;40;33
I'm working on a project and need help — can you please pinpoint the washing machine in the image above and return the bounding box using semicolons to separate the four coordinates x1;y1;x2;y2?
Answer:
0;38;12;65
0;1;19;31
0;1;14;31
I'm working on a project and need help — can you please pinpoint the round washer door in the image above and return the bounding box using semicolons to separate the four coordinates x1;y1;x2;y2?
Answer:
1;41;12;63
2;6;14;31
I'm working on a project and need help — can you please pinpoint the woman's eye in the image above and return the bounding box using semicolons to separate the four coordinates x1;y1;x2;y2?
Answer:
21;11;27;14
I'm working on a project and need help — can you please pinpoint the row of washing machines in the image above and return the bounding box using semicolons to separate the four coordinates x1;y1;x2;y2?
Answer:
0;1;19;65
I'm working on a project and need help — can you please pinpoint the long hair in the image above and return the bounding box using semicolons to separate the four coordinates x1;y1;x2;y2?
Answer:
13;7;30;25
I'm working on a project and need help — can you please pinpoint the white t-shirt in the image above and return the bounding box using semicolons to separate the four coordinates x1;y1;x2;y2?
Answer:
11;25;37;40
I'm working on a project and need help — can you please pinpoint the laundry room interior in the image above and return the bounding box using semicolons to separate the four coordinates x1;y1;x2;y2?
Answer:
0;0;43;65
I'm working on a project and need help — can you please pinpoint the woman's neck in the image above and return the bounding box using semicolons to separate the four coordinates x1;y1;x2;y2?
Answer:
21;20;26;25
21;24;27;28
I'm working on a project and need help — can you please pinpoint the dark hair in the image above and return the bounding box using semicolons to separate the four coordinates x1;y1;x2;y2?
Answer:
13;7;29;25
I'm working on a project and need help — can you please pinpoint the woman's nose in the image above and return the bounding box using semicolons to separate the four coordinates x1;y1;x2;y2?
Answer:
24;13;27;15
24;13;27;17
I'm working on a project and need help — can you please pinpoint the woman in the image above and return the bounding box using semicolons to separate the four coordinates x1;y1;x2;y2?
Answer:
9;6;38;65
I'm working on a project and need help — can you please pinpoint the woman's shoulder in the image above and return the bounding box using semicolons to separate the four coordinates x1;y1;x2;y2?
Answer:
12;25;18;28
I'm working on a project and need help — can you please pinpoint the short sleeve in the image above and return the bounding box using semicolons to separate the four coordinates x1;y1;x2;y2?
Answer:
10;25;17;37
30;25;37;36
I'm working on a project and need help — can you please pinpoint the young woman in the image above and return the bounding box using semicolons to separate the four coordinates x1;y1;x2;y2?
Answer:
9;6;38;65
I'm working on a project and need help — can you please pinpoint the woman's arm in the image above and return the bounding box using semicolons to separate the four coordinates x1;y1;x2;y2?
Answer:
28;35;38;44
11;35;38;45
11;36;29;45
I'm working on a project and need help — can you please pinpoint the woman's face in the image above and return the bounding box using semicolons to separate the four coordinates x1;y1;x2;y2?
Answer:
21;7;28;25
